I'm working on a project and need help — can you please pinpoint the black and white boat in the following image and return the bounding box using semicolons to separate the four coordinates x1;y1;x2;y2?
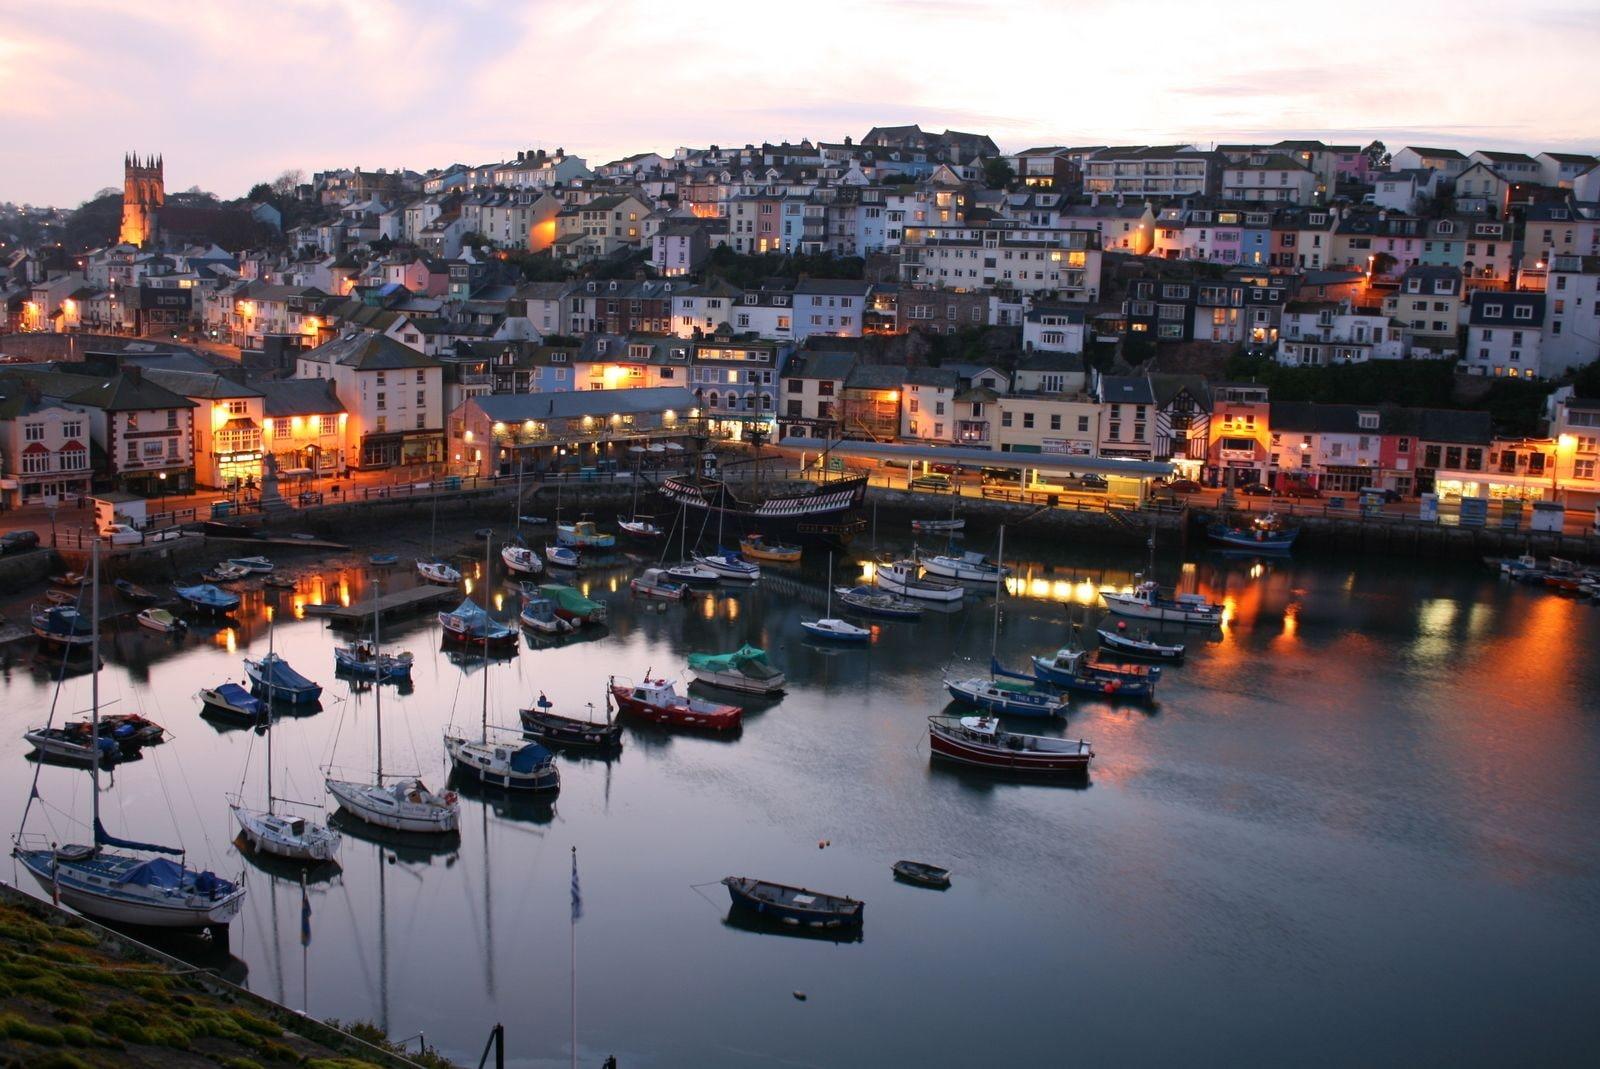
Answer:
518;694;623;752
1096;623;1186;661
722;876;864;930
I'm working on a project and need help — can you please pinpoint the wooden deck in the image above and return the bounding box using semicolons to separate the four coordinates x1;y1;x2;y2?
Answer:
324;584;458;625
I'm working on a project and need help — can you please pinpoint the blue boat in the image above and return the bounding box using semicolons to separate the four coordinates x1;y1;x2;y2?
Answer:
439;597;519;647
31;603;96;648
369;552;399;567
174;583;241;615
334;640;415;681
944;673;1068;717
1206;513;1298;552
998;652;1159;701
198;682;268;723
244;652;323;705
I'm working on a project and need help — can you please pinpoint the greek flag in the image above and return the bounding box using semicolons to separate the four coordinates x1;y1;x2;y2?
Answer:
570;846;582;923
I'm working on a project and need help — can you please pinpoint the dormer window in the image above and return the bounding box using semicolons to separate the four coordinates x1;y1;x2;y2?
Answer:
551;352;568;363
1358;412;1379;430
1483;303;1503;318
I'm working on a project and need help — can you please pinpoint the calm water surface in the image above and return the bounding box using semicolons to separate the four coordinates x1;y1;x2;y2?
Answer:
2;531;1598;1067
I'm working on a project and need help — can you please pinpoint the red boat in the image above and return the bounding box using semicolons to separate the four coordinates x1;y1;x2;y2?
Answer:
927;715;1092;775
609;675;742;731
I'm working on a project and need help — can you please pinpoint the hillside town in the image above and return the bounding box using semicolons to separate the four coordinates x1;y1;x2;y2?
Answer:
2;131;1598;518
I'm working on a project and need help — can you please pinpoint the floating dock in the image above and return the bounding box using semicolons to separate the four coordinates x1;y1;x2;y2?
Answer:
324;584;458;625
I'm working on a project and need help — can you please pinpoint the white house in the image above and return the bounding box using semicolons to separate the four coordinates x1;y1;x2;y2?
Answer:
900;367;960;444
295;332;445;469
1022;304;1087;354
1464;291;1546;378
1543;255;1600;377
1219;154;1319;204
1275;300;1403;366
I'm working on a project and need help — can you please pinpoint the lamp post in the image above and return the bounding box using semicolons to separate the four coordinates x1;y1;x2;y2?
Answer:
157;471;168;519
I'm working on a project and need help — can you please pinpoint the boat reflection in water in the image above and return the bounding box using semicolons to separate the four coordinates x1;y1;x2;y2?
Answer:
447;768;559;826
721;905;864;944
327;807;462;866
232;832;343;885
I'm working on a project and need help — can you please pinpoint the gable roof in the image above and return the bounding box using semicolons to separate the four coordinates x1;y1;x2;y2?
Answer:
66;372;195;412
301;332;440;371
256;378;346;417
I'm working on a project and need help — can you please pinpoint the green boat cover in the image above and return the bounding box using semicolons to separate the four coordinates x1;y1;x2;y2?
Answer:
539;584;603;615
687;644;773;672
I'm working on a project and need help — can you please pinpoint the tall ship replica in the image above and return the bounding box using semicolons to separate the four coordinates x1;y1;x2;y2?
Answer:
659;450;867;547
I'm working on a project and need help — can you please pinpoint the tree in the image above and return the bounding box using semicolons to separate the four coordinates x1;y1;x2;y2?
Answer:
983;158;1015;190
248;182;273;203
271;169;304;197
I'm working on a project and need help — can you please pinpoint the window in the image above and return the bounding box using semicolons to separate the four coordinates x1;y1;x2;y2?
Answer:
376;416;386;433
1574;459;1596;480
1077;416;1089;433
1513;306;1533;320
23;423;44;442
167;410;178;429
62;420;82;439
416;413;426;429
416;370;425;383
1001;411;1013;428
1049;414;1061;431
416;390;425;406
376;393;386;410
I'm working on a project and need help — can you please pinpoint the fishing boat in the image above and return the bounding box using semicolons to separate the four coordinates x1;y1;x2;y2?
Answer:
444;536;561;793
609;674;742;731
95;713;167;753
112;578;159;604
50;571;87;587
834;585;923;620
739;535;802;563
31;604;95;648
801;554;872;642
892;861;952;889
417;558;462;585
721;876;863;930
439;597;519;648
919;549;1008;584
262;575;297;590
518;594;575;634
232;617;340;863
136;608;187;634
630;567;689;601
692;548;761;581
334;638;415;681
544;543;581;570
1004;652;1158;701
518;694;623;751
244;651;323;706
1097;624;1185;661
369;552;399;567
874;559;965;603
666;561;720;586
927;714;1094;775
911;517;964;534
1206;513;1298;552
14;541;246;935
1102;581;1224;627
198;682;267;723
24;723;120;765
226;556;273;574
326;579;460;836
556;518;615;549
540;583;608;626
45;589;77;606
687;644;786;695
175;583;241;615
501;539;544;576
661;470;868;548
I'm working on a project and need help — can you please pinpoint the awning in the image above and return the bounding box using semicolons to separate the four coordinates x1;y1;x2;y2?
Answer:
221;417;259;431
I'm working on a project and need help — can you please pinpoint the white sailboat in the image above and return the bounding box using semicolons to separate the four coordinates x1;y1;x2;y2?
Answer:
326;579;460;834
800;554;871;642
444;534;560;792
417;482;462;584
501;463;544;575
12;540;247;934
231;615;340;863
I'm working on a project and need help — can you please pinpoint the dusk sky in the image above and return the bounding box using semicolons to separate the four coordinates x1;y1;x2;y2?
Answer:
3;0;1597;207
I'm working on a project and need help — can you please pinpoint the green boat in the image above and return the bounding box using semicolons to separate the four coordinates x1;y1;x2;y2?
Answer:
538;583;608;626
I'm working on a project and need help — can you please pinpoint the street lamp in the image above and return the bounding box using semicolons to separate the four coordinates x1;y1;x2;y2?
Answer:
157;471;168;517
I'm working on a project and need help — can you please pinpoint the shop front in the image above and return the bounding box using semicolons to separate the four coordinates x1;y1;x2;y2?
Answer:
360;430;445;469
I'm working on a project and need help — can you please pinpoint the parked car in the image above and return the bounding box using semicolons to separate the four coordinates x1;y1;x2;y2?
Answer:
1166;479;1202;494
1239;483;1274;497
101;524;145;545
0;530;41;554
1281;483;1322;499
980;467;1022;486
1359;487;1403;504
929;462;964;476
909;473;954;492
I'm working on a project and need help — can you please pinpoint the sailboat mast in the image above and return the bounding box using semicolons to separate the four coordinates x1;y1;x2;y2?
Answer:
991;526;1005;663
89;538;100;828
481;534;491;741
825;553;833;616
373;581;383;782
265;615;275;815
515;460;523;535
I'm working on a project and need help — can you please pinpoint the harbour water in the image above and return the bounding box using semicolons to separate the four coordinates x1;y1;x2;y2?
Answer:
3;530;1598;1067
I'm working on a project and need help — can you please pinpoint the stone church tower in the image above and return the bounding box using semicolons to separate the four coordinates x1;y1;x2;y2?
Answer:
119;152;164;247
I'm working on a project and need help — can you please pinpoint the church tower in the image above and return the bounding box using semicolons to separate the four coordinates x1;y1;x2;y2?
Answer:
119;152;164;247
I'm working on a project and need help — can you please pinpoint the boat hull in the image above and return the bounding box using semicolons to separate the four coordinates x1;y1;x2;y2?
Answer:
231;806;340;863
1096;629;1185;661
333;648;413;680
443;736;560;792
15;849;244;930
800;619;871;642
610;684;742;731
1102;593;1222;626
325;779;460;835
1206;526;1297;552
660;475;868;548
519;710;624;751
688;668;786;695
944;678;1065;717
874;567;965;603
927;718;1092;774
723;876;863;930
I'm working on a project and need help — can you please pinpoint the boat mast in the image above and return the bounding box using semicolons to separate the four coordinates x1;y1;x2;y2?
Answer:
990;526;1005;679
89;538;101;839
373;580;383;783
265;614;275;815
481;533;491;743
825;553;833;618
514;459;523;537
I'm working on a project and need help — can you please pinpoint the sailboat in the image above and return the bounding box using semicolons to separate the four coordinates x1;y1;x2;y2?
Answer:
442;534;561;792
618;454;663;540
326;579;461;835
12;539;247;934
801;554;871;642
691;494;760;580
663;502;718;586
501;462;544;575
417;482;462;585
231;613;341;862
942;527;1067;717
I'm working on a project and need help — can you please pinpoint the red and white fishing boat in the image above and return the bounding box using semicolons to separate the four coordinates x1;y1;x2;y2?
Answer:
927;715;1093;775
608;674;742;731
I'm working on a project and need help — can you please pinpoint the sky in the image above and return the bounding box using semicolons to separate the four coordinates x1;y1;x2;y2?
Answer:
2;0;1598;207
